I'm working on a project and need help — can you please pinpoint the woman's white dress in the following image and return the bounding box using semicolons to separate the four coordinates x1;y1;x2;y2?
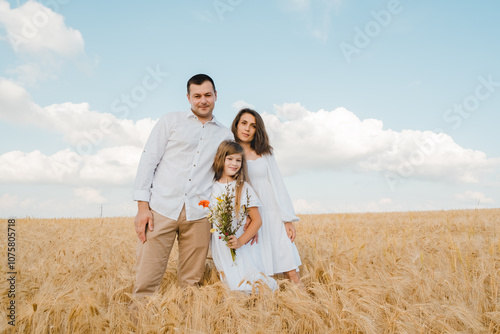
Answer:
210;180;277;293
247;154;302;275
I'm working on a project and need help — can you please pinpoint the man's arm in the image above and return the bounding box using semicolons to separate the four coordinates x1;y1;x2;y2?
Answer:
133;116;170;241
133;116;170;202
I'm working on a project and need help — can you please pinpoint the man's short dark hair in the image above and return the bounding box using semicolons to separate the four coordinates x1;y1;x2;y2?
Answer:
187;74;216;94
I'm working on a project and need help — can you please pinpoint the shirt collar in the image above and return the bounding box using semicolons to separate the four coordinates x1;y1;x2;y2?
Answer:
186;110;221;126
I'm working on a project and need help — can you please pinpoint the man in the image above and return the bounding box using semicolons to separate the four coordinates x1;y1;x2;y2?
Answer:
132;74;233;296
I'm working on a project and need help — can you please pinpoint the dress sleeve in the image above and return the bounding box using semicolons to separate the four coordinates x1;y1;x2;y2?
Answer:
242;182;261;208
264;154;299;223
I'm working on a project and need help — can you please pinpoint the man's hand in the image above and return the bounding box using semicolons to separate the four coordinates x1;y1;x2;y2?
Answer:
243;215;259;245
135;201;154;243
285;222;296;243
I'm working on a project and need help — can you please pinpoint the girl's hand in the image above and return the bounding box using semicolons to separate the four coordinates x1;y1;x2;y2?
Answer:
285;222;296;243
228;235;242;249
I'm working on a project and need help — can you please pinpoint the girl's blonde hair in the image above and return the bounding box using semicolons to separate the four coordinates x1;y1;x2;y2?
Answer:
212;140;249;211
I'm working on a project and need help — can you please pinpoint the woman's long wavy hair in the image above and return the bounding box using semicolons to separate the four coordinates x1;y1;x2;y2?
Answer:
212;140;249;211
231;108;273;156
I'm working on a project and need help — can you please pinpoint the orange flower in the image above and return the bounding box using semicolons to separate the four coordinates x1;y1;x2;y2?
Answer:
198;200;210;209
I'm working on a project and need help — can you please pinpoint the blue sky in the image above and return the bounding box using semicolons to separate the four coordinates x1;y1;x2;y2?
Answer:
1;0;499;217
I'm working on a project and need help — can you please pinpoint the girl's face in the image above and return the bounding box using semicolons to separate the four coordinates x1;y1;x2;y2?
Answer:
236;113;257;144
222;153;242;180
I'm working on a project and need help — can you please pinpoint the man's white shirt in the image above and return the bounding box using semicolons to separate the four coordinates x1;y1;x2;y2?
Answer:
134;111;233;221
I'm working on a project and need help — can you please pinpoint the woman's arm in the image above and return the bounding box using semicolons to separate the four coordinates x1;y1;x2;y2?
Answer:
228;207;262;249
265;154;299;223
284;222;296;242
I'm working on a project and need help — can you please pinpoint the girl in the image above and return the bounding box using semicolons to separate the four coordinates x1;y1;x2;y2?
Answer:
209;140;277;292
231;108;302;284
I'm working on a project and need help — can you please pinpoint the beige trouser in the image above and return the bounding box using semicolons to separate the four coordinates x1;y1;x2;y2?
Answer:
133;206;211;297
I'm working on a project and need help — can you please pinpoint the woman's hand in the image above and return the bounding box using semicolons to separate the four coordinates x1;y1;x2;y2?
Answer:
285;222;296;243
228;235;242;249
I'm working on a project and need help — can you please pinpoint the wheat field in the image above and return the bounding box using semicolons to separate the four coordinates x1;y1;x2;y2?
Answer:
1;209;499;333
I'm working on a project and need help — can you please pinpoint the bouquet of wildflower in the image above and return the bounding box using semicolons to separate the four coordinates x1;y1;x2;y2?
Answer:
199;183;250;262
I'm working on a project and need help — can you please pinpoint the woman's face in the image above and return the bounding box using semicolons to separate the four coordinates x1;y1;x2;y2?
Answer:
236;113;257;144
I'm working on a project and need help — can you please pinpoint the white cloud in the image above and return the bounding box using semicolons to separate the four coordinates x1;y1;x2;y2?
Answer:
0;146;142;186
0;150;69;183
0;0;84;56
264;103;393;169
264;103;500;184
0;192;96;218
0;187;137;218
379;198;392;205
362;131;499;184
0;78;40;122
454;191;494;204
0;193;25;211
79;146;142;185
0;79;154;187
292;197;404;214
74;187;107;204
6;61;58;85
232;100;255;111
293;199;326;214
0;79;156;149
42;102;156;149
1;91;498;193
366;198;393;212
0;0;86;84
0;193;37;217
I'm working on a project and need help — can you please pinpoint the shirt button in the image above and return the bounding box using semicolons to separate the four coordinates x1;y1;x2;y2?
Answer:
193;164;196;167
189;179;191;181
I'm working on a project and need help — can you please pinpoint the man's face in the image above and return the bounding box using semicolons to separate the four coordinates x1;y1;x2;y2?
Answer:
187;81;217;122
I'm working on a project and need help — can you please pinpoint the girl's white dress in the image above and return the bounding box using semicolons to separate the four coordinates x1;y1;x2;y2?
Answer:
210;180;277;293
247;154;302;275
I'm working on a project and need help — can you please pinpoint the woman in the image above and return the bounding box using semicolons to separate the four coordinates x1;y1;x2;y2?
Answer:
231;108;302;283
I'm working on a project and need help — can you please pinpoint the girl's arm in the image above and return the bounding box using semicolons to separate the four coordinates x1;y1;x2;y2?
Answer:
228;207;261;249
